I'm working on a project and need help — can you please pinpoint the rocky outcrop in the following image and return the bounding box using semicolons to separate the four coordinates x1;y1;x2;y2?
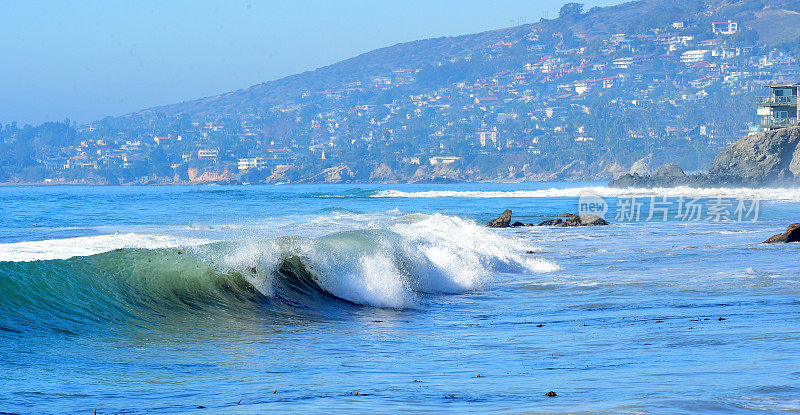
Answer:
486;211;609;228
187;167;232;184
764;223;800;243
609;163;705;187
368;163;399;182
409;164;462;183
544;160;592;181
610;127;800;188
302;164;355;183
537;213;609;227
653;163;687;179
603;161;628;179
263;164;297;183
709;127;800;184
486;210;513;228
629;154;653;176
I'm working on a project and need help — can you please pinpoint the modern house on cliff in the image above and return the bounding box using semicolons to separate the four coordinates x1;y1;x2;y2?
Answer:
756;83;799;130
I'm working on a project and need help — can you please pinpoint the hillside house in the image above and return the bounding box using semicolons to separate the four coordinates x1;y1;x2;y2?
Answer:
478;129;499;147
612;57;634;69
429;156;460;166
681;49;710;64
238;157;267;171
756;83;799;130
712;20;738;35
197;149;219;159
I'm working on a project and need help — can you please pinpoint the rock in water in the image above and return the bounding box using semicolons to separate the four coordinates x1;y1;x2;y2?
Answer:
488;210;609;227
486;209;513;228
609;163;690;188
537;214;609;227
653;163;687;179
577;214;609;226
764;223;800;243
538;218;564;226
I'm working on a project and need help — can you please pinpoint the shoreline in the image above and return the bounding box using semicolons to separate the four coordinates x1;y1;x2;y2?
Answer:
2;180;798;190
0;178;591;187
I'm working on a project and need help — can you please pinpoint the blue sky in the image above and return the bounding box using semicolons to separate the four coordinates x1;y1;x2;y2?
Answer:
0;0;623;125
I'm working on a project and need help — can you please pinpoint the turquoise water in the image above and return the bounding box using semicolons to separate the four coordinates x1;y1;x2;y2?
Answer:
1;183;799;413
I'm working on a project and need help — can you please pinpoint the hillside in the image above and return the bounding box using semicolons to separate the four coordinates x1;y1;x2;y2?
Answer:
139;0;800;118
138;25;535;117
3;0;800;185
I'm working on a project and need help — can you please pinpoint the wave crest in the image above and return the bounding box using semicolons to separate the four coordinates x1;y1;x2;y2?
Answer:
0;214;557;331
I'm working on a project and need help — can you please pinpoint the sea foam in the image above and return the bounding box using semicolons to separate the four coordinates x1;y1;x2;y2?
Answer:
217;213;558;308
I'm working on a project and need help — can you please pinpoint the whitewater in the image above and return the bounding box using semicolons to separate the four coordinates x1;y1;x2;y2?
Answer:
373;185;800;201
1;182;799;413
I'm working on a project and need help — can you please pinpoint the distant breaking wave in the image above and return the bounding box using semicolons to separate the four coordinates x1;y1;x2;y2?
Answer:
372;186;800;201
0;214;557;333
0;233;214;263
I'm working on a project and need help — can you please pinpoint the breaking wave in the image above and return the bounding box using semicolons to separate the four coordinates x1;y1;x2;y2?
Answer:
0;214;557;333
372;186;800;201
0;233;213;262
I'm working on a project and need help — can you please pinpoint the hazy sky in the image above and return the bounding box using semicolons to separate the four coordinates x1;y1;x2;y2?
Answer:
1;0;624;125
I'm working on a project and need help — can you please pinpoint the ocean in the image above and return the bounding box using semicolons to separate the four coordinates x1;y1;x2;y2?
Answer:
1;182;799;414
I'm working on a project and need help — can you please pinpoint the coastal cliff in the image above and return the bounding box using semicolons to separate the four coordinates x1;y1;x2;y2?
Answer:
610;127;800;188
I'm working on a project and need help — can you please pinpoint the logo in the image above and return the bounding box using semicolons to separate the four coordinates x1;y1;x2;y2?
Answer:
578;192;609;219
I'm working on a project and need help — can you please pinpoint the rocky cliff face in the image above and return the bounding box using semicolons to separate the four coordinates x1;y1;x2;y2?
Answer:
708;127;800;183
187;167;233;184
301;165;356;183
610;127;800;188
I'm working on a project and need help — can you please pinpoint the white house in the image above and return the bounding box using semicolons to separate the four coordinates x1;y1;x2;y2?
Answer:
712;20;738;35
680;49;710;64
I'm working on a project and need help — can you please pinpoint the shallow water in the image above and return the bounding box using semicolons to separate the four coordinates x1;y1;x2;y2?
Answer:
1;182;799;413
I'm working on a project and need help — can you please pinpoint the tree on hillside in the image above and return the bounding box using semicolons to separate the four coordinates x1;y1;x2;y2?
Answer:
559;3;584;19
